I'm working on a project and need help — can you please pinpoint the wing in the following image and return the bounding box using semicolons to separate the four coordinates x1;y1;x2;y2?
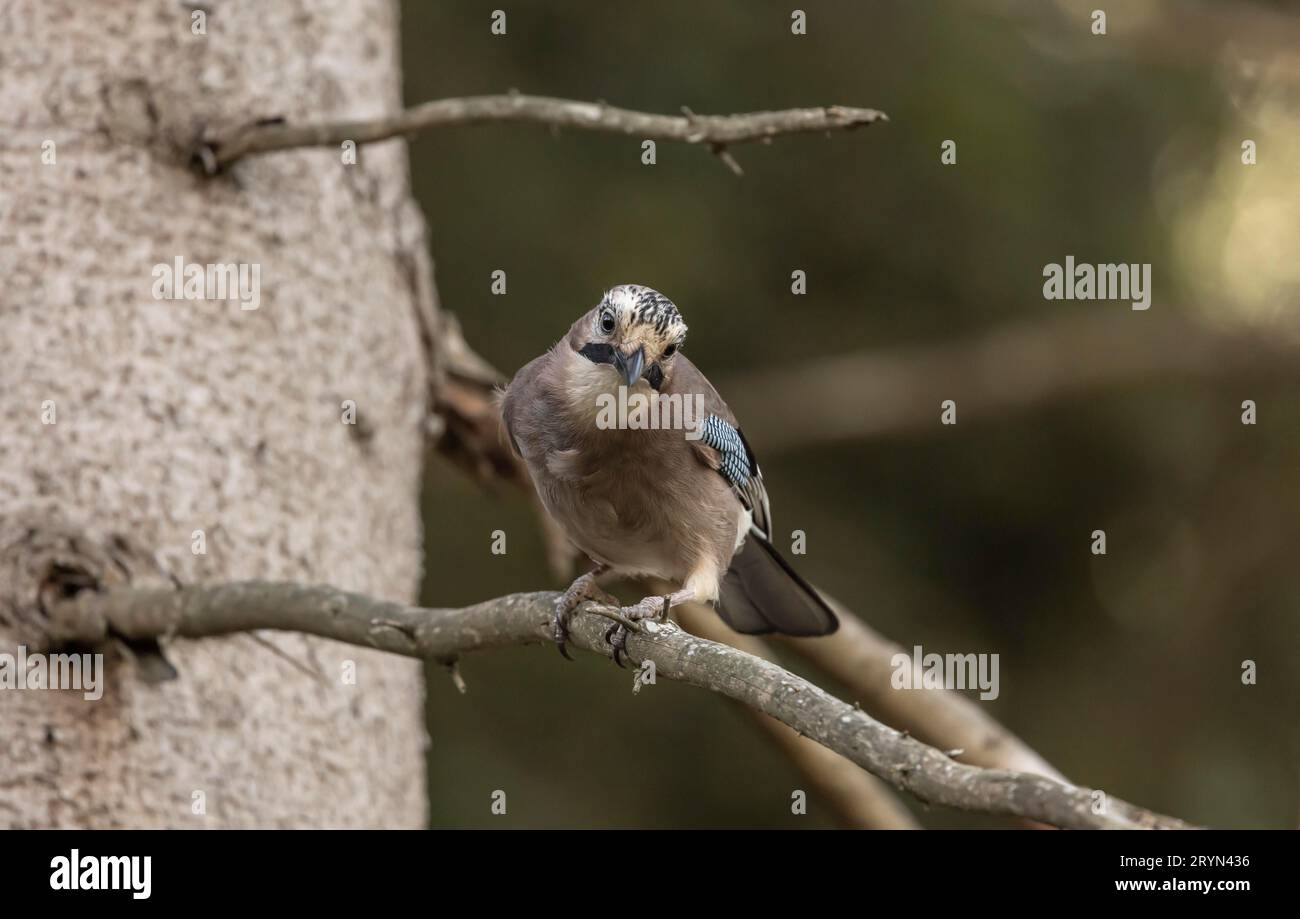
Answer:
672;357;837;637
694;414;771;539
671;356;772;539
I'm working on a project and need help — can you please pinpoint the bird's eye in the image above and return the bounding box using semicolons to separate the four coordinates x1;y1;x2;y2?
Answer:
663;343;677;358
599;311;616;334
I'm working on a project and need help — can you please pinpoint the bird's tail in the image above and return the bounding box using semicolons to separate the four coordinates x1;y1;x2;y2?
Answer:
717;531;839;636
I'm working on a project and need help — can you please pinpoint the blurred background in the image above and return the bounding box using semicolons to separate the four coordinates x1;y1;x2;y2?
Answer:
402;0;1300;828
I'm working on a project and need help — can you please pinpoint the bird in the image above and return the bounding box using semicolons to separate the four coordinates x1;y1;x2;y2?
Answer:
501;284;838;664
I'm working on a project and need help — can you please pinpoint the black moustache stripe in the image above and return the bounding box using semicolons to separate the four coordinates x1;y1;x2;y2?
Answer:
579;342;616;365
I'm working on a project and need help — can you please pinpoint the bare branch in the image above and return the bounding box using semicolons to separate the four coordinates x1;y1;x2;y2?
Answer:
673;597;919;829
198;94;887;172
781;595;1066;782
49;581;1191;829
725;311;1300;451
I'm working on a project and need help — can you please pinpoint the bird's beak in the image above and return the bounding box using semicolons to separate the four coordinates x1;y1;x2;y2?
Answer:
615;345;646;387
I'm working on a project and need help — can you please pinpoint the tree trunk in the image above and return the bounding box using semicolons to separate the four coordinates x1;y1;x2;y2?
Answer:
0;0;430;827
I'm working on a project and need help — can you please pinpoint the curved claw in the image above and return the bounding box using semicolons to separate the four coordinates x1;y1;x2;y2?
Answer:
604;623;627;668
553;610;574;662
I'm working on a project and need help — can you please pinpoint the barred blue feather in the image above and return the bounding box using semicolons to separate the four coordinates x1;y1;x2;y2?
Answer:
698;414;770;538
699;415;750;488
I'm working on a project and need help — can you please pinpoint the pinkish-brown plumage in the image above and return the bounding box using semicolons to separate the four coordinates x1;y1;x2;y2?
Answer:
502;285;836;659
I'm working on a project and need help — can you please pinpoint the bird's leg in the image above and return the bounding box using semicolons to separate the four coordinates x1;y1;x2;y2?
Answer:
605;587;696;667
553;563;615;660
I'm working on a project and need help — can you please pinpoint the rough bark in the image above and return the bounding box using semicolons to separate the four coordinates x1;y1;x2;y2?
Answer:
0;0;428;827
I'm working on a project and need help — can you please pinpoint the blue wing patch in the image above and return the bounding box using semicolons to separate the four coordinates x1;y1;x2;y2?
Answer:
699;415;753;490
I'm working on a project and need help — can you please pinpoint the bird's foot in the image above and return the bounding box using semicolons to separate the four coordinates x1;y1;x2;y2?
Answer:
601;590;691;668
553;567;615;660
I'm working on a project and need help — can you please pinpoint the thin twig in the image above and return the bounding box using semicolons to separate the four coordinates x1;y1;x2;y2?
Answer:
445;660;468;695
47;581;1192;830
197;93;887;172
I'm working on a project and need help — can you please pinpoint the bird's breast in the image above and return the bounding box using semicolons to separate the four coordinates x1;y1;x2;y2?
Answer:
528;432;699;578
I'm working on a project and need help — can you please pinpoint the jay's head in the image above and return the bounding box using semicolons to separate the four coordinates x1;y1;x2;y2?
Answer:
569;285;688;391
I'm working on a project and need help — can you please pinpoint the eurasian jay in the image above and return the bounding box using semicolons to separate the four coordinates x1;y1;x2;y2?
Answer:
502;284;838;663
